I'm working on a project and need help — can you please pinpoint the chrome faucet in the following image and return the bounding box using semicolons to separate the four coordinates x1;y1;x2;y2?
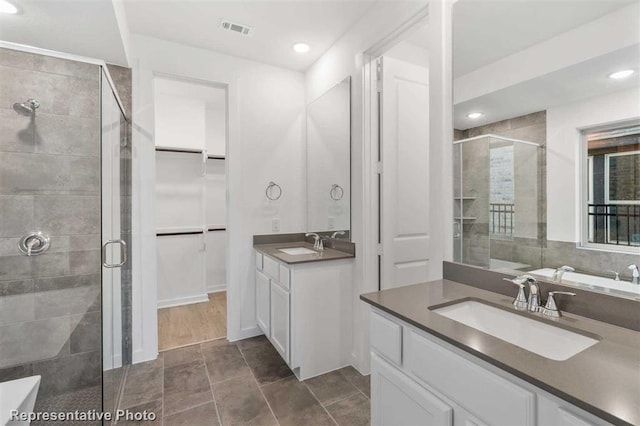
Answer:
552;265;574;282
607;270;621;281
503;275;538;311
503;276;528;310
629;264;639;285
331;231;345;239
524;275;541;312
541;291;576;318
305;232;323;251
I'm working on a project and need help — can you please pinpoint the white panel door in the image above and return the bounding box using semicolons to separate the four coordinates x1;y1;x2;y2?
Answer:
256;270;270;337
371;353;453;426
380;56;431;289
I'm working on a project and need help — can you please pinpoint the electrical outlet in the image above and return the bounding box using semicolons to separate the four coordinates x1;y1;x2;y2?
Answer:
272;218;280;232
328;217;335;229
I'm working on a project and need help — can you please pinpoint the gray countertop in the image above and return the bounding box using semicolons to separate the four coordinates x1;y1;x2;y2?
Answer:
360;280;640;426
254;241;355;264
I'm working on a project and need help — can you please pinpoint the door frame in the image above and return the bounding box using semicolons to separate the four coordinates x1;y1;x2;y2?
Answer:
361;1;454;291
361;7;432;292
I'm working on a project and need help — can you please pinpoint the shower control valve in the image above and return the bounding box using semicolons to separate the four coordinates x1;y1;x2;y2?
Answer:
18;232;51;256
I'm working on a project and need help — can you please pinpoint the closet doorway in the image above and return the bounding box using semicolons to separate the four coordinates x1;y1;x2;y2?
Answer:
153;75;228;351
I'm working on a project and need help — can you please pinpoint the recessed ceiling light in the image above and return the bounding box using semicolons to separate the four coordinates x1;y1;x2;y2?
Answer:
0;0;18;14
608;69;635;80
466;112;483;119
293;42;310;54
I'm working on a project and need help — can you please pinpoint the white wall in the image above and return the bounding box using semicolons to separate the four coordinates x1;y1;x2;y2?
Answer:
131;34;305;362
546;87;640;243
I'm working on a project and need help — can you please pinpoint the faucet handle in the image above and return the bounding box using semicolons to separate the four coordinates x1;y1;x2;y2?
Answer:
542;291;576;318
606;270;621;281
503;278;528;310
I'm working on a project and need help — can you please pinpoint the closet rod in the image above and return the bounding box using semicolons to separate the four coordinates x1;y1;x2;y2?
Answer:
207;227;226;232
156;231;204;237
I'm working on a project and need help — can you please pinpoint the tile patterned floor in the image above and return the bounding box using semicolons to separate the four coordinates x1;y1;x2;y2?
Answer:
117;336;370;425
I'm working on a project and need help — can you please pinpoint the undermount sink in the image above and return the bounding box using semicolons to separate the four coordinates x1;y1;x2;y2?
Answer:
278;247;317;255
432;300;599;361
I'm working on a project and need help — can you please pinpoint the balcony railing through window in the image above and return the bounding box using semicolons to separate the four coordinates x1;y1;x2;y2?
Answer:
588;203;640;246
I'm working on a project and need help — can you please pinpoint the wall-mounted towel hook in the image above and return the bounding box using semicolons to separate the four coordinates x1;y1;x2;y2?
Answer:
266;181;282;201
330;184;344;201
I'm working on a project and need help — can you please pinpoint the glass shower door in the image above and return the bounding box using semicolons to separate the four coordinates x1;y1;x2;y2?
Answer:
0;47;103;415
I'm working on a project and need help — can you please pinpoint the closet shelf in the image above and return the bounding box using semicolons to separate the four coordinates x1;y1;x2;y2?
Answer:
454;196;476;200
454;217;477;220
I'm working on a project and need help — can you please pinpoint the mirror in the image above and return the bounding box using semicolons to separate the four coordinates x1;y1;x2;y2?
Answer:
452;0;640;298
307;77;351;237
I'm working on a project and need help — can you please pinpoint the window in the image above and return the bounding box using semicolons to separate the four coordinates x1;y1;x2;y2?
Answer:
582;124;640;249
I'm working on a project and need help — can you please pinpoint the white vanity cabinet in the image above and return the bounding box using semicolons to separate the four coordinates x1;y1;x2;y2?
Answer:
255;250;353;379
370;309;611;426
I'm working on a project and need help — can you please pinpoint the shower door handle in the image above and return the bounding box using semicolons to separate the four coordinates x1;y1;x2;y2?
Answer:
102;239;127;268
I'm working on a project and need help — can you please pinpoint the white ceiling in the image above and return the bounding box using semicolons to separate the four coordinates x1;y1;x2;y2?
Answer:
453;0;640;130
0;0;129;65
453;0;637;77
122;0;377;72
454;45;640;130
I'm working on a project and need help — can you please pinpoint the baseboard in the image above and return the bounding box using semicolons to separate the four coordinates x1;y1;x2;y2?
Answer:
157;294;209;309
132;348;158;364
228;326;263;342
206;284;227;294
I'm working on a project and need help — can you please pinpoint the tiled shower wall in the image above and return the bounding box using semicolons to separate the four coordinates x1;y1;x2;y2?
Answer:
0;48;102;403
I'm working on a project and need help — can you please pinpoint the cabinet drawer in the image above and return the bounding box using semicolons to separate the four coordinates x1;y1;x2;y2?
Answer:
279;264;290;291
405;329;535;426
371;311;402;366
263;255;280;281
255;252;263;271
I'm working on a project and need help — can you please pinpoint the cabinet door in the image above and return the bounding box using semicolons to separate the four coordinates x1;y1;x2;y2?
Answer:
270;281;290;364
371;353;452;426
256;270;270;337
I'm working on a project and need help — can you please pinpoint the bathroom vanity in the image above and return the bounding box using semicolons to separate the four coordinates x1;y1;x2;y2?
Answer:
361;280;640;426
254;236;355;380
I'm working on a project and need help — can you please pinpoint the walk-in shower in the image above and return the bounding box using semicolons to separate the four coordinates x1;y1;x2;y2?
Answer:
0;45;132;421
453;134;545;270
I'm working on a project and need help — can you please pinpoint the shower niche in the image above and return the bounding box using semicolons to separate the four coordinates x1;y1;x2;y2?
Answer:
453;133;544;271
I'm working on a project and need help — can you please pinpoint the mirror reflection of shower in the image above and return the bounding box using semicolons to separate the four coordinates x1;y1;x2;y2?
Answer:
13;98;39;115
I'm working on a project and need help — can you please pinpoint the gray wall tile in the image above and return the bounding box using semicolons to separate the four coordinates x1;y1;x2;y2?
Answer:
0;48;36;69
0;252;69;281
70;311;101;354
0;316;70;368
0;279;34;296
33;55;99;81
0;292;35;325
32;350;101;398
34;113;99;155
34;284;100;319
34;195;100;235
0;66;71;116
0;152;69;194
0;108;34;153
0;195;34;238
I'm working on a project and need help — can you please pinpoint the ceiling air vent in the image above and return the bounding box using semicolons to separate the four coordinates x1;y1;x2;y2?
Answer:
220;20;253;36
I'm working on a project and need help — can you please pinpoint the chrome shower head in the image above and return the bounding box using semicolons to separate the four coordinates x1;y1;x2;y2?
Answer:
13;99;40;116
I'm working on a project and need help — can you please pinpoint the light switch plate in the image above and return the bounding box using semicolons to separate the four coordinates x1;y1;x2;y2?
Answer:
272;218;280;232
